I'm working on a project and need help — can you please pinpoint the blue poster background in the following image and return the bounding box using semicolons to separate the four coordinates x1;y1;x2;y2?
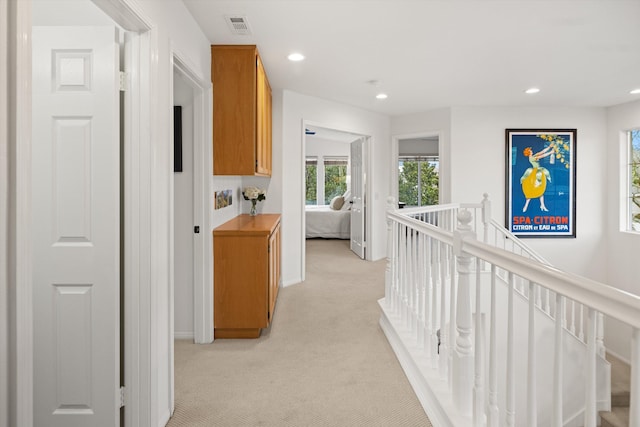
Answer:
508;132;573;236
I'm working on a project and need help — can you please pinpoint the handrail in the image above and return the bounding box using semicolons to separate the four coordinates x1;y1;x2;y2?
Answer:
380;195;637;426
462;237;640;329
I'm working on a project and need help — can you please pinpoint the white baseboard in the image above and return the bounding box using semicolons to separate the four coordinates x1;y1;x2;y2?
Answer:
378;298;469;427
174;331;194;340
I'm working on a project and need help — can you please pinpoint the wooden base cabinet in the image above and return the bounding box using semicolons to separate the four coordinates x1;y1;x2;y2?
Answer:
213;214;281;338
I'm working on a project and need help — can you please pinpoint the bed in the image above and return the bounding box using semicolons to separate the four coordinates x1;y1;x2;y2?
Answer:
305;205;351;239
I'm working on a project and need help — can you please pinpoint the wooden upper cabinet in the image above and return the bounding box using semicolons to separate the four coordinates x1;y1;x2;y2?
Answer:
212;45;272;176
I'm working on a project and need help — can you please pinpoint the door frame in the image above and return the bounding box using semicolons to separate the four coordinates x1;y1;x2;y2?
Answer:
391;131;444;207
300;120;372;281
11;0;157;425
169;51;213;342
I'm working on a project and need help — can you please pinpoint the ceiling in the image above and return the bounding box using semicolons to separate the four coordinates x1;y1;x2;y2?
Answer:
183;0;640;117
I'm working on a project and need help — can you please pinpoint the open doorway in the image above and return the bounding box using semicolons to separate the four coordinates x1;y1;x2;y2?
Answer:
301;124;370;278
393;134;441;209
171;54;211;346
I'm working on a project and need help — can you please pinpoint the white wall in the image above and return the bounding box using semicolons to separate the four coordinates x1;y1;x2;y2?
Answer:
280;90;391;286
449;107;608;282
393;108;609;281
118;2;211;423
603;99;640;361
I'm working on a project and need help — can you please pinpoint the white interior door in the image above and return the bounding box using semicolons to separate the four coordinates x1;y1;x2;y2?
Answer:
350;138;365;259
32;26;120;427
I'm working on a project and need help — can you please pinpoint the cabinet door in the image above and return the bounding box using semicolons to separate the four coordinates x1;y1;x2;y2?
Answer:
256;55;271;176
212;45;257;176
214;235;269;329
268;224;281;322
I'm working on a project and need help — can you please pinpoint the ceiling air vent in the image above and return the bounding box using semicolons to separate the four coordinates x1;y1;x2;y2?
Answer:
225;15;252;36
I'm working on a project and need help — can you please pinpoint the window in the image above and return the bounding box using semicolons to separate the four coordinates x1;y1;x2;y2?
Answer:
629;130;640;231
398;156;439;207
323;156;348;204
305;157;317;205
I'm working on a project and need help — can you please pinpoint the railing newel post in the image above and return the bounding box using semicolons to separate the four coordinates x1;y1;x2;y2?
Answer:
452;208;475;416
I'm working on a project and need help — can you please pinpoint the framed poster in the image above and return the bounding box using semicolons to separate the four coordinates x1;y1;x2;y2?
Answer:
505;129;576;238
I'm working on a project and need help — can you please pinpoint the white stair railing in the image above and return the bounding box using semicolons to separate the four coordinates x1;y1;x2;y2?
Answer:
380;194;640;427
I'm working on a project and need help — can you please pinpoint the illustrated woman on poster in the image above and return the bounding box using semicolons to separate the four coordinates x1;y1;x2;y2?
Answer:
520;144;555;212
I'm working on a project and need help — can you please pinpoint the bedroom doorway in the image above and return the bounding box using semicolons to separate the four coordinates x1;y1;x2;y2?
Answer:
302;124;369;273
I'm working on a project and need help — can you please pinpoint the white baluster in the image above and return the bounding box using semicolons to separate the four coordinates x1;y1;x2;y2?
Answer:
449;244;457;389
584;308;597;427
596;313;605;358
527;282;537;427
506;272;515;427
415;232;423;346
431;239;440;368
630;328;640;427
390;221;398;314
440;241;448;378
570;300;576;335
401;225;408;325
473;258;485;427
552;294;564;427
487;265;499;427
544;288;550;314
579;304;585;342
423;234;432;355
385;198;394;310
408;230;415;333
453;209;474;415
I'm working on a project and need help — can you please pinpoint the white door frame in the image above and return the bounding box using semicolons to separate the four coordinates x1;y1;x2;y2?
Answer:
300;120;373;281
0;2;9;426
11;0;158;425
391;131;445;206
170;51;213;343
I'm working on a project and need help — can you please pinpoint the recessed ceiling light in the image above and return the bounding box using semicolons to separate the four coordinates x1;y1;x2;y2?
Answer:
287;53;305;62
525;87;540;94
376;93;388;100
630;88;640;95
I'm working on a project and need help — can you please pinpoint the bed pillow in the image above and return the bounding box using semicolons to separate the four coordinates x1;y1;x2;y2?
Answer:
329;196;344;210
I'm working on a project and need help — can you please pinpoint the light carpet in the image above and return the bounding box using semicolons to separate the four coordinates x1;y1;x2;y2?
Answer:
167;239;432;427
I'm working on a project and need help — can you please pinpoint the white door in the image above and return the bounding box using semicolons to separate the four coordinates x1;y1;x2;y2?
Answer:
350;138;365;259
32;26;120;427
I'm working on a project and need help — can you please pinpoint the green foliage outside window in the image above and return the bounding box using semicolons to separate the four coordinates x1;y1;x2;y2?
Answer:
324;164;347;204
305;161;317;205
398;158;439;207
631;130;640;231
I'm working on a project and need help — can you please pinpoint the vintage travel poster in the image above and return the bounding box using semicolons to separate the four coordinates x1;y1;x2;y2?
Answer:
506;129;576;237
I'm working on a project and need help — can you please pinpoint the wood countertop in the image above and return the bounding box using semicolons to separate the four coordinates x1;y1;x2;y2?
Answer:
213;214;281;236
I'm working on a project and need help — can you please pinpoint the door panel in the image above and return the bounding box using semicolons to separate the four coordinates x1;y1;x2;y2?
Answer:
32;26;120;427
350;138;365;259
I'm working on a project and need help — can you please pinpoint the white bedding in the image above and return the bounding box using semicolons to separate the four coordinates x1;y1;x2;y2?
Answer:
305;205;351;239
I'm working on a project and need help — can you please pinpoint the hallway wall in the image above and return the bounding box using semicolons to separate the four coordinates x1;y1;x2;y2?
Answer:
393;107;609;281
603;99;640;361
279;90;391;286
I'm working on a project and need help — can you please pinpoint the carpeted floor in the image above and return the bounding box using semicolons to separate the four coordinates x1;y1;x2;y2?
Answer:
167;239;432;426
